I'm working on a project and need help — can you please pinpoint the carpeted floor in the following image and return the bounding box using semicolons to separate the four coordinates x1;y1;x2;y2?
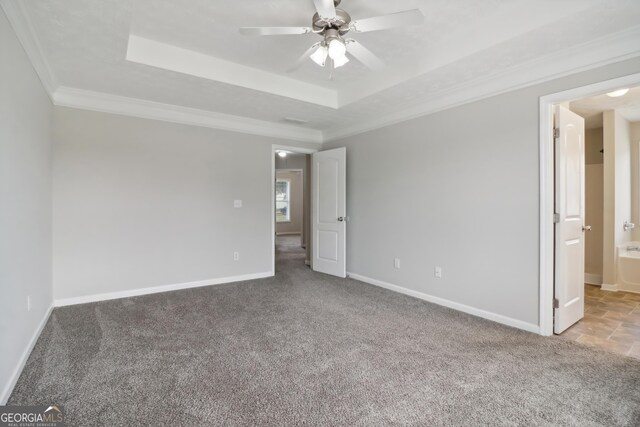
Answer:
9;236;640;426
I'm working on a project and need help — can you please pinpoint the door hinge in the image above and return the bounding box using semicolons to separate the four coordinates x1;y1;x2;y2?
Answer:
553;213;560;223
553;298;559;309
553;128;560;139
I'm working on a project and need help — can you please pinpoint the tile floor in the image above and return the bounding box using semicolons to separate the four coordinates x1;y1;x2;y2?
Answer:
560;284;640;360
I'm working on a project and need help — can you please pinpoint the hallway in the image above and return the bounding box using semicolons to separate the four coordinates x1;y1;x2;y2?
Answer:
275;234;306;270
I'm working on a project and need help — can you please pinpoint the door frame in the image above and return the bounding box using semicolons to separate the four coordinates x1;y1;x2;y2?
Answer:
539;72;640;336
271;145;318;276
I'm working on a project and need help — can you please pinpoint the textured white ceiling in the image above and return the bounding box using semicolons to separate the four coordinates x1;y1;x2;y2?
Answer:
571;86;640;129
19;0;640;133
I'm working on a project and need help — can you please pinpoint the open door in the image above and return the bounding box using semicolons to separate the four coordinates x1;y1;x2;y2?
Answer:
312;147;346;278
554;105;586;334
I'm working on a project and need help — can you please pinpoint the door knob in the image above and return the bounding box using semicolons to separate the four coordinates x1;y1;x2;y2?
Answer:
582;225;592;232
338;217;344;222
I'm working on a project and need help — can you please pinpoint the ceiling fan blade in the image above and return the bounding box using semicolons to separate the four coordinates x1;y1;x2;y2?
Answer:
345;40;385;71
239;27;312;36
287;43;322;72
350;9;424;33
313;0;337;20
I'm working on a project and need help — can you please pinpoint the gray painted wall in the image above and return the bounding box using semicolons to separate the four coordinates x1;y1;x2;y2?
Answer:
323;58;640;327
52;107;318;300
0;9;53;403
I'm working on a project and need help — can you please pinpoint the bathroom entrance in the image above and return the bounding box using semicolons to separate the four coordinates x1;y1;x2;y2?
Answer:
540;75;640;358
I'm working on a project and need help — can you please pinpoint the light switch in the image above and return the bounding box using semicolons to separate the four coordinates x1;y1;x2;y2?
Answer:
234;200;242;208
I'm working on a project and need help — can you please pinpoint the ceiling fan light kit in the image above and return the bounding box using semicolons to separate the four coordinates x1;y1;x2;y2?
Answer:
239;0;424;73
310;45;328;67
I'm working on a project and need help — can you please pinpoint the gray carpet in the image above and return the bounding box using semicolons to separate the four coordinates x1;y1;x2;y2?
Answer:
9;236;640;426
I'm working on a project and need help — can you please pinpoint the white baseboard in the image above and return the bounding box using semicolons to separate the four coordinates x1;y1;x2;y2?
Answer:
348;273;540;334
616;283;640;294
584;273;602;285
54;272;273;307
276;232;302;236
601;282;640;293
1;304;53;405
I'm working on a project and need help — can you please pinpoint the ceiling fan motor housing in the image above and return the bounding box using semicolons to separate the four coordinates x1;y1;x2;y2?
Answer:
312;8;351;36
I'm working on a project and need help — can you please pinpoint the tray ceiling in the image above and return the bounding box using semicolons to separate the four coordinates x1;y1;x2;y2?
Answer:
5;0;640;141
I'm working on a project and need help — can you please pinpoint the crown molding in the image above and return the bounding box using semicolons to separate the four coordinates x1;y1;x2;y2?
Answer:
53;87;324;144
0;0;58;97
5;0;640;145
323;26;640;142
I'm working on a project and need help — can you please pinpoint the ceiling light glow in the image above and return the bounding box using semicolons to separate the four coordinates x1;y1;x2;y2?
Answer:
277;151;287;158
607;88;630;98
328;39;347;61
332;54;349;68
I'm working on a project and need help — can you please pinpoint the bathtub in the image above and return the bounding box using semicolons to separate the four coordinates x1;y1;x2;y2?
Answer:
616;242;640;293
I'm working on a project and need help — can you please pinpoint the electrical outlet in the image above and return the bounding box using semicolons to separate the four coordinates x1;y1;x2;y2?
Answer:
233;252;240;261
234;200;242;208
434;266;442;279
27;295;31;312
394;258;400;269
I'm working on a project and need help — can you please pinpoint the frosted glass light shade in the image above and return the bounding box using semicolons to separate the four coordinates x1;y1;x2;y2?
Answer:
328;39;347;61
310;46;328;67
333;54;349;68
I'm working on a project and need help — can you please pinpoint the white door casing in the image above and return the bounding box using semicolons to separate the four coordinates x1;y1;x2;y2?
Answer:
554;105;586;334
312;148;346;278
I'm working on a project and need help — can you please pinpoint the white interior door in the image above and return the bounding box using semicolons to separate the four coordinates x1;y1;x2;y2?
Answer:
312;147;346;278
554;105;586;334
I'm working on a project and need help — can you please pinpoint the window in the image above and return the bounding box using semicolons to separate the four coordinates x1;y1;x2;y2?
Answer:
276;179;291;222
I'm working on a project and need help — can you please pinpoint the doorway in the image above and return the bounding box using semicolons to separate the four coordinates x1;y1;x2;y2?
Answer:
272;146;314;273
270;145;348;278
540;73;640;358
275;153;310;270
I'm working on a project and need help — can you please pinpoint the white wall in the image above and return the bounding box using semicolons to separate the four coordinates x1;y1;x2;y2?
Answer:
323;58;640;328
631;122;640;241
603;111;633;285
52;107;318;302
0;9;53;403
614;113;633;254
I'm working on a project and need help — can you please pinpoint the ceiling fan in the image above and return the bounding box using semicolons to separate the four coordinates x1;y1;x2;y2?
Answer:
239;0;424;73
